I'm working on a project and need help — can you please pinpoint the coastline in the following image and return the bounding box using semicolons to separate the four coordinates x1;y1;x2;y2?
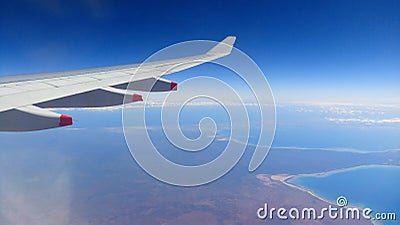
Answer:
269;174;381;225
272;146;400;154
287;164;400;180
266;164;400;225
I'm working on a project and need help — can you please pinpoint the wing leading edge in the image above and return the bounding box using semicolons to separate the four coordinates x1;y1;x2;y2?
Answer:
0;36;236;131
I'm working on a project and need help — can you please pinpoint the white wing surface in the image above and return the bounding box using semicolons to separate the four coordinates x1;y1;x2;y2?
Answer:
0;36;236;131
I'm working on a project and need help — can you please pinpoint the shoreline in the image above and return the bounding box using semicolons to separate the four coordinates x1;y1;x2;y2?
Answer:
272;146;400;154
287;164;400;180
269;174;380;225
266;164;400;225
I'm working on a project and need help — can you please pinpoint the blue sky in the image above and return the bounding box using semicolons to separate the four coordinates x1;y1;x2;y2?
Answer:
0;0;399;104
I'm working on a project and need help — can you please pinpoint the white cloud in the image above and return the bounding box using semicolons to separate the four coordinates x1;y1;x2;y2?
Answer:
323;106;363;115
287;102;395;117
326;117;400;125
51;99;266;112
281;101;400;109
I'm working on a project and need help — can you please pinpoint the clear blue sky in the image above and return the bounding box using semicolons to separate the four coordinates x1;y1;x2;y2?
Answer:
1;0;399;104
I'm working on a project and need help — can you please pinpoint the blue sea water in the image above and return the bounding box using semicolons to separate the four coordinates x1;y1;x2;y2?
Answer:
289;166;400;225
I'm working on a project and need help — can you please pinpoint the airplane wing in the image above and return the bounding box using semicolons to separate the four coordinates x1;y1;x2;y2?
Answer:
0;36;236;131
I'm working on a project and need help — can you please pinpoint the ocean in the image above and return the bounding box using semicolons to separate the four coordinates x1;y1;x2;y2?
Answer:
289;166;400;225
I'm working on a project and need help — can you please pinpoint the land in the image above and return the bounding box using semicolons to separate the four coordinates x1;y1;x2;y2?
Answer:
1;132;399;224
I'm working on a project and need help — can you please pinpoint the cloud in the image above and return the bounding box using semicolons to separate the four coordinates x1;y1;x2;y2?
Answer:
281;101;400;109
50;99;265;112
322;106;363;115
0;153;73;225
326;117;400;125
287;102;395;117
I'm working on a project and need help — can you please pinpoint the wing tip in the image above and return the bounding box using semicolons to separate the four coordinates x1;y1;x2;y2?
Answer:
207;36;236;56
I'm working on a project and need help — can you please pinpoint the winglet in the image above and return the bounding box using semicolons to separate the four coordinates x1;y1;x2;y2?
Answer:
207;36;236;56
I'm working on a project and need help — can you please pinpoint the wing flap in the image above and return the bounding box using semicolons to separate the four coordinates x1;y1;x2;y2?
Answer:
0;105;72;131
36;87;143;108
113;77;177;92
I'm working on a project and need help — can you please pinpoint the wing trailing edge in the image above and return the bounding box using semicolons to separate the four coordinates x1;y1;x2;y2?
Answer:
113;77;178;92
36;87;142;108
